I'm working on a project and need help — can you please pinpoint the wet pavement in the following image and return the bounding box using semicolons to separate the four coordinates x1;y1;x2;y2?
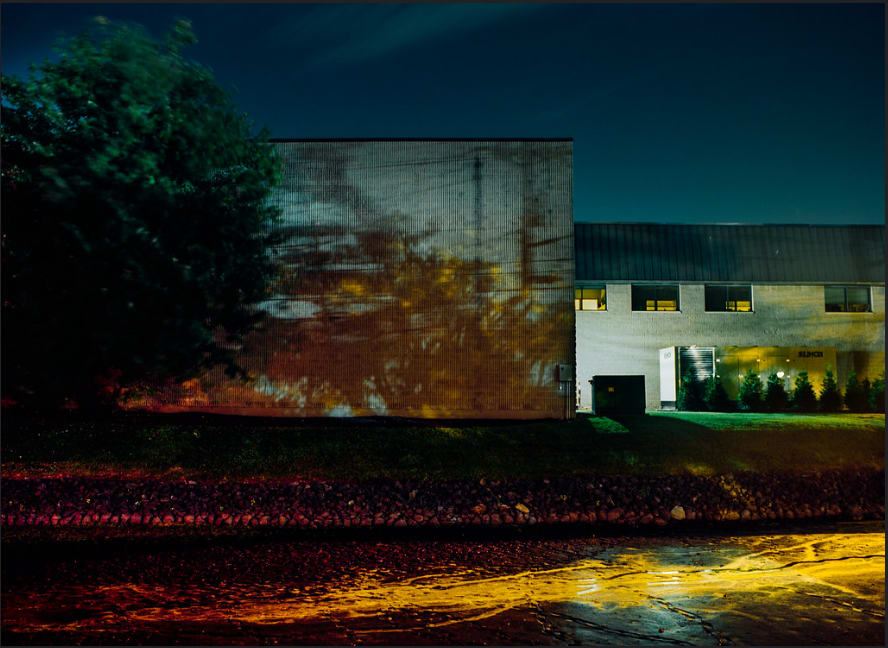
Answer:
2;521;884;645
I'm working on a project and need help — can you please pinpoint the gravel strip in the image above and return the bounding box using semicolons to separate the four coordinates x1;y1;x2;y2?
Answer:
1;469;883;530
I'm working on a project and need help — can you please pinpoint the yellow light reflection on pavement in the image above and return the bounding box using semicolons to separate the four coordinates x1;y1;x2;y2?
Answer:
3;532;884;644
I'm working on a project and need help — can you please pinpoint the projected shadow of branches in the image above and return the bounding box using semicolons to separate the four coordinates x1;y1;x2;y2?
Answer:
143;141;574;417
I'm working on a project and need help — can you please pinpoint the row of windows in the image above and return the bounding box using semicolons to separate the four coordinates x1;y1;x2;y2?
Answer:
574;285;873;313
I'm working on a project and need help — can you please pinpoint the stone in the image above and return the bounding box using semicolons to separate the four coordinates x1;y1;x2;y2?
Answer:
670;505;686;520
606;508;623;522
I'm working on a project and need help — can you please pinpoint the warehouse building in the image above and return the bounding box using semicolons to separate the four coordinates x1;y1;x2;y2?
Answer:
574;223;886;411
134;140;884;419
141;138;577;419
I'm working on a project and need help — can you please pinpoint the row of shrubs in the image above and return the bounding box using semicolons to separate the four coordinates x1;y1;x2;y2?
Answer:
677;369;885;413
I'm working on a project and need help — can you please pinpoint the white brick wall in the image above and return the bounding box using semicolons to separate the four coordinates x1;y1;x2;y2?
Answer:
576;283;885;410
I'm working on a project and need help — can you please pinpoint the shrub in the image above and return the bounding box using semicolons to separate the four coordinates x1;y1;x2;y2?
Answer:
860;378;872;412
818;367;842;412
764;372;789;412
677;370;706;411
870;373;885;413
738;370;764;411
843;371;869;412
791;371;817;412
703;375;733;412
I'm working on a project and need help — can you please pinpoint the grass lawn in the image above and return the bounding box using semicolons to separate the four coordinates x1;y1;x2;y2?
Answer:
1;411;883;482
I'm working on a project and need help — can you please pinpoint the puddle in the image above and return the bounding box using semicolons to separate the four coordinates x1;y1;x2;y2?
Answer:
2;528;884;644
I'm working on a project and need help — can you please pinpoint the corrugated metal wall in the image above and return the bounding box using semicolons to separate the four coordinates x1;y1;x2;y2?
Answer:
141;140;575;418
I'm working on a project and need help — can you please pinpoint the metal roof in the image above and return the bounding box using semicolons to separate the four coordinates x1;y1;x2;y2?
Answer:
574;223;885;283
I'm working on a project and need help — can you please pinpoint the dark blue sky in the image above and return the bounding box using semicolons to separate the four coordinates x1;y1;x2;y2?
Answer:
2;3;884;224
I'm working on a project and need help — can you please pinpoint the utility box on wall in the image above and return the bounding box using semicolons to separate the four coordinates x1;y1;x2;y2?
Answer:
589;375;646;416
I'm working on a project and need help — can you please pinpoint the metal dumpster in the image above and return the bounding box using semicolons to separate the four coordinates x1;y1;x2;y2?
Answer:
589;375;646;416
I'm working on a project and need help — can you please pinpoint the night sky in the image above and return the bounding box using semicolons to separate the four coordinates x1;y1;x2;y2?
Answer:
2;2;884;225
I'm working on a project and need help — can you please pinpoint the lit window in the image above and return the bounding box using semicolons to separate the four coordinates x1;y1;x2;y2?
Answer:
575;286;606;311
705;285;753;312
825;286;871;313
631;285;679;311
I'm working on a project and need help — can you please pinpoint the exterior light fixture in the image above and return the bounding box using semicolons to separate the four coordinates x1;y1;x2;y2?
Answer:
738;374;744;379
777;371;785;378
716;358;721;363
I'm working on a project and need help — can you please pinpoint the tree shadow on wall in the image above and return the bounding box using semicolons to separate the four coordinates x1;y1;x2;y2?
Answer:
207;230;570;416
146;142;575;417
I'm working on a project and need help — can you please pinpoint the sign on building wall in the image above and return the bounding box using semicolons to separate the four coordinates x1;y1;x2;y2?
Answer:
135;140;575;418
718;346;838;400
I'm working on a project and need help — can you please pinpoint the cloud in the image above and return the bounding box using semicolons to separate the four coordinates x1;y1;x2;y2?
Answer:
264;3;547;69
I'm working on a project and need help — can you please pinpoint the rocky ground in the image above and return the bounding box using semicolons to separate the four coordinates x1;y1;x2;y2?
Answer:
1;468;883;531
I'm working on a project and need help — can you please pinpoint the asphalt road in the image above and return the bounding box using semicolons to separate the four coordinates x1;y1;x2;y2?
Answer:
2;521;884;645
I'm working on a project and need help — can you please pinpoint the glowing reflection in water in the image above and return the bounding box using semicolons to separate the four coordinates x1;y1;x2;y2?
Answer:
3;532;884;640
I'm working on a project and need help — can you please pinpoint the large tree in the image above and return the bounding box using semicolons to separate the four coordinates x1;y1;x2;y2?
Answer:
1;18;282;410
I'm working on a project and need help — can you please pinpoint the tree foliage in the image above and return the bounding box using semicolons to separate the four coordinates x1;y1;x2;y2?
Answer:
870;373;885;414
1;18;281;410
764;372;789;412
843;371;869;412
791;371;817;413
738;370;764;412
677;370;706;411
818;367;842;412
703;375;732;412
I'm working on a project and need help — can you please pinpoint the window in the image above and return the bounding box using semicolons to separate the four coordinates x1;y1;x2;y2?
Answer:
705;285;753;312
825;286;871;312
631;285;679;311
575;286;606;311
